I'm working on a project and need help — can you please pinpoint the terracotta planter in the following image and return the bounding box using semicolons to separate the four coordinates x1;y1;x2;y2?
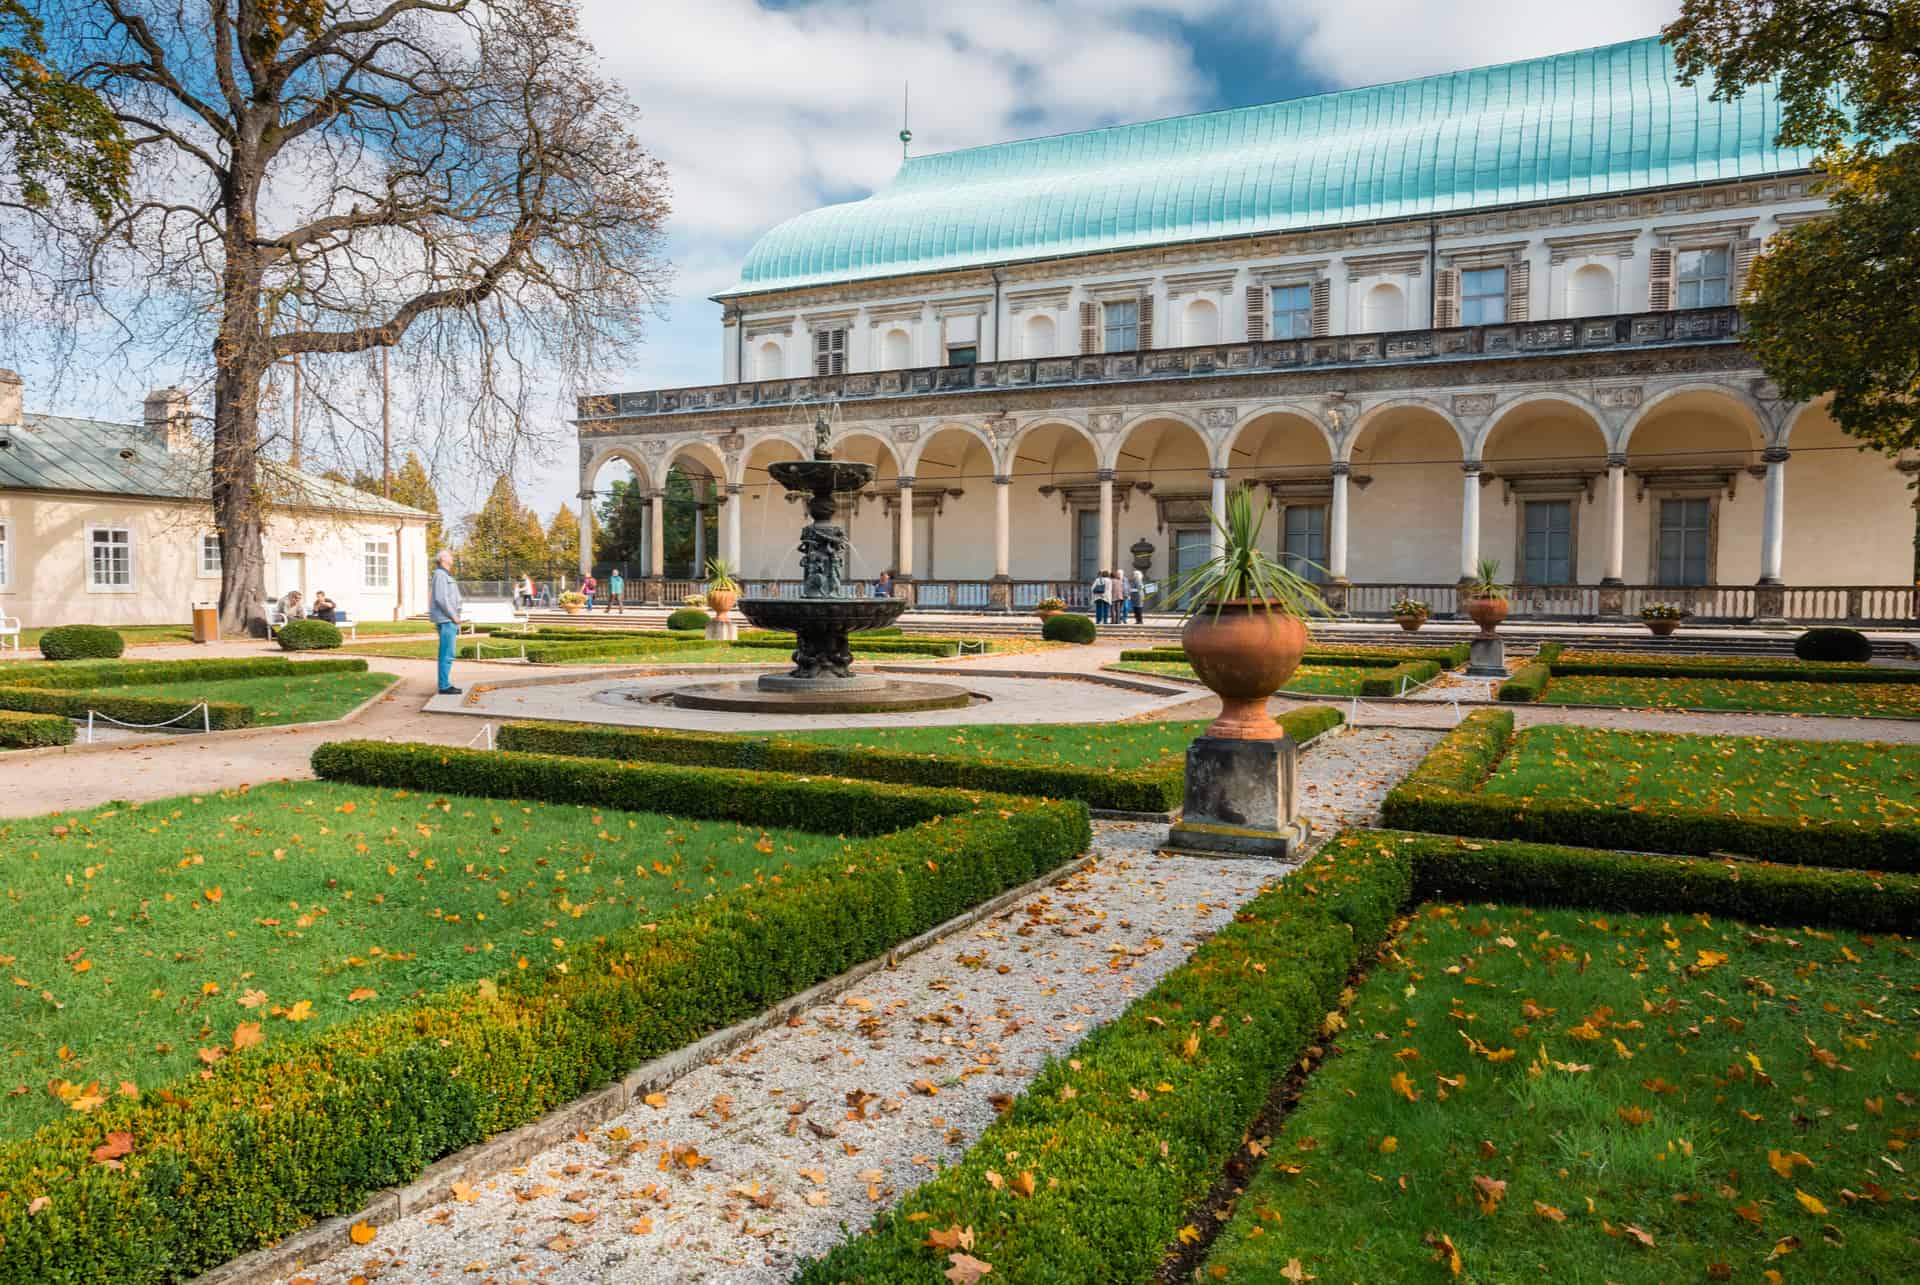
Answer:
1180;600;1309;740
1465;596;1508;637
1036;609;1059;623
1394;614;1428;633
1644;618;1679;637
707;589;738;619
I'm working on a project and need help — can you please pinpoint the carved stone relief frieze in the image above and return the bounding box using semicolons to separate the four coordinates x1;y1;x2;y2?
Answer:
890;424;920;444
1200;406;1236;430
1594;385;1643;410
1090;411;1123;436
1452;393;1496;417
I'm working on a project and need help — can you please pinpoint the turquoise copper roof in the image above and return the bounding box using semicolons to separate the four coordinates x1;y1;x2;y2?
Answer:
727;36;1813;296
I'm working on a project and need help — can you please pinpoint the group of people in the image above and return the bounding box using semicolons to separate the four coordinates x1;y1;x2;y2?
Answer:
274;588;341;623
573;571;627;612
1091;567;1145;624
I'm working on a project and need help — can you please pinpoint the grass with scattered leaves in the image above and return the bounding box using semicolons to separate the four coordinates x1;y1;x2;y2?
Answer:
1479;726;1920;826
1110;660;1391;696
1202;900;1920;1283
0;781;852;1139
766;718;1217;770
100;671;399;726
1538;674;1920;718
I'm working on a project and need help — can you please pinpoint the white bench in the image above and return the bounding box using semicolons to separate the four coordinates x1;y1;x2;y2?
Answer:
459;601;529;635
259;601;356;641
0;613;19;653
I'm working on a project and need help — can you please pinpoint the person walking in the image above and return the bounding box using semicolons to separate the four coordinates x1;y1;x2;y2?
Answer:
429;549;464;695
1091;569;1110;624
1126;566;1146;623
582;573;597;611
607;569;625;613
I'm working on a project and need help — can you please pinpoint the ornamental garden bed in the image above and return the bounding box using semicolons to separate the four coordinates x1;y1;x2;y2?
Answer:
494;706;1344;815
1496;647;1920;716
0;656;389;737
1120;641;1471;669
0;744;1089;1281
802;829;1919;1284
1113;657;1442;697
1381;710;1920;871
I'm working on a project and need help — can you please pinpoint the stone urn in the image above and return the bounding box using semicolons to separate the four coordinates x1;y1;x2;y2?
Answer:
562;602;583;616
1394;613;1427;633
1465;596;1509;638
1645;618;1678;638
707;588;739;619
1036;608;1059;622
1180;600;1308;740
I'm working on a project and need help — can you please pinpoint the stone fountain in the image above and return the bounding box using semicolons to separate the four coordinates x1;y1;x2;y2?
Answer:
670;414;972;713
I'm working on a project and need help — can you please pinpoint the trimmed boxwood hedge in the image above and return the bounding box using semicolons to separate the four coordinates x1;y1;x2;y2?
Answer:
1794;626;1873;663
0;686;254;730
1380;709;1920;872
494;705;1343;814
1042;612;1097;643
0;750;1091;1283
1120;641;1471;670
733;635;963;658
1356;658;1441;696
37;624;124;660
665;608;710;631
1495;660;1550;702
1550;650;1912;684
802;824;1918;1284
0;708;76;748
274;618;343;651
0;655;368;691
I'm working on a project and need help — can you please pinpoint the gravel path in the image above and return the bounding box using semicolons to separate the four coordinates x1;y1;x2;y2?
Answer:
267;728;1435;1285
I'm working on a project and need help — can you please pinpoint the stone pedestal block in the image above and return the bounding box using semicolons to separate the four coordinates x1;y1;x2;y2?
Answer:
704;617;739;642
1321;580;1350;613
1754;583;1787;623
1467;636;1507;677
988;575;1012;612
1162;735;1308;860
1596;584;1627;619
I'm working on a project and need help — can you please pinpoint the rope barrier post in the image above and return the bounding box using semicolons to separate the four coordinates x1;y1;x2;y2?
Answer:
86;710;94;745
201;702;210;735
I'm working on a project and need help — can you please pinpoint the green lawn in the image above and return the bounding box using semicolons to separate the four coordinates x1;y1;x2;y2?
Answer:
344;639;939;665
19;624;194;649
0;781;852;1138
1112;659;1388;696
771;718;1213;769
107;671;399;725
1540;673;1920;717
1479;725;1920;825
1202;901;1920;1283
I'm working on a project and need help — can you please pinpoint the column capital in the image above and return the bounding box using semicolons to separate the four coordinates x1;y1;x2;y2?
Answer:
1096;468;1117;483
1329;461;1351;478
1762;446;1791;464
992;474;1012;486
1605;453;1628;470
726;482;743;494
1207;468;1231;480
896;474;916;489
1461;460;1483;476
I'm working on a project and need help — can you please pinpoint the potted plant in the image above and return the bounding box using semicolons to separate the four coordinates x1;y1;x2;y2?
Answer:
1034;595;1066;622
1164;485;1329;739
558;590;587;615
1463;557;1508;637
1390;597;1431;632
682;592;707;609
1639;602;1689;637
705;559;740;619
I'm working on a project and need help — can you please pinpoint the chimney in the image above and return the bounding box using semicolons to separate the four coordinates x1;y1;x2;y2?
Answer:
143;386;194;453
0;368;20;428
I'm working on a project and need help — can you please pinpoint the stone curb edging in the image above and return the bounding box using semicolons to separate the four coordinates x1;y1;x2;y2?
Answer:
189;850;1101;1285
0;671;409;761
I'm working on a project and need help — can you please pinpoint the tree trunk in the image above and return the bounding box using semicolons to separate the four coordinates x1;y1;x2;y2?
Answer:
212;359;267;637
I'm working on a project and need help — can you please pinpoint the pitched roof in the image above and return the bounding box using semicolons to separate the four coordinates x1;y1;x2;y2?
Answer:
728;36;1813;295
0;412;431;520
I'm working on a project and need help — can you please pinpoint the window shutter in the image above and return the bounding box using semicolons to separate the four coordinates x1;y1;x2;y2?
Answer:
1433;267;1460;327
1310;279;1331;337
811;327;845;376
1732;238;1762;302
1080;301;1098;354
1505;261;1530;322
1136;296;1153;351
1245;286;1266;341
1646;248;1675;311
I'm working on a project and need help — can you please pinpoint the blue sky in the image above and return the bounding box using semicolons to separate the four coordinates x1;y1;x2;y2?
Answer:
19;0;1682;523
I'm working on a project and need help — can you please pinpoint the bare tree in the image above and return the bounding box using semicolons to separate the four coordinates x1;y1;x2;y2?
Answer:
35;0;669;631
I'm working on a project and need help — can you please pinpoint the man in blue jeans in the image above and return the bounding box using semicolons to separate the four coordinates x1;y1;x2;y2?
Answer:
430;548;464;694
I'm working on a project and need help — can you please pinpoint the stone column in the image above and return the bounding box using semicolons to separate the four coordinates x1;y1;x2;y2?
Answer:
1208;468;1229;559
1097;469;1116;576
991;473;1012;610
691;492;708;579
1459;461;1482;582
1758;446;1788;585
1327;463;1351;582
724;483;743;573
577;491;594;578
1598;452;1628;618
895;476;915;591
647;489;665;580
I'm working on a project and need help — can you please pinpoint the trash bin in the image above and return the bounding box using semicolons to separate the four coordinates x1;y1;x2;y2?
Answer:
191;602;220;644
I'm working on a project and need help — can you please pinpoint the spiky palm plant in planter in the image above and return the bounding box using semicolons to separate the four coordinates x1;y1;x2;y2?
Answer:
1163;485;1329;738
705;559;740;618
1464;557;1509;637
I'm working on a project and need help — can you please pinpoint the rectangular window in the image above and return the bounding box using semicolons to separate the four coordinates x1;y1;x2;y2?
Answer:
0;519;9;589
364;539;393;590
812;326;847;376
1521;500;1572;585
1460;266;1508;326
945;344;977;367
1281;505;1327;583
88;527;132;590
1102;300;1138;353
1270;284;1313;339
199;533;222;576
1675;247;1730;309
1658;497;1712;585
1074;509;1101;583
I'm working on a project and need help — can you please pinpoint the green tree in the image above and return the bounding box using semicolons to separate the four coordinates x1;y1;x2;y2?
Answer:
0;1;129;220
386;453;443;550
546;504;583;573
595;477;648;570
1666;1;1920;454
457;475;546;579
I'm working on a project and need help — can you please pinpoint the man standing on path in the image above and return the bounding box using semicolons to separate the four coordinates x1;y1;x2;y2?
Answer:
430;549;464;695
